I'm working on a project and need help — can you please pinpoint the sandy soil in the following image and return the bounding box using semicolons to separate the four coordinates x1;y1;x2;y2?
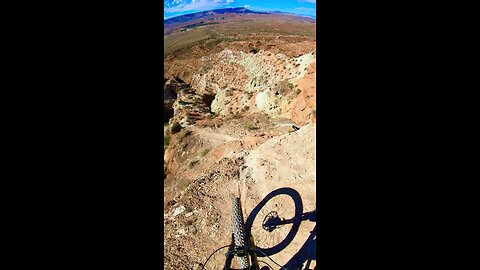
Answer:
164;115;316;270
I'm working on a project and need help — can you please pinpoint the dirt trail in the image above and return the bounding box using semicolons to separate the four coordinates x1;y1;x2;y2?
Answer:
164;115;316;270
191;126;240;144
164;21;316;269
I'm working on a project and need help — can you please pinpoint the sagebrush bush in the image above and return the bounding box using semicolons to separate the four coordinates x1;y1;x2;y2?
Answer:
200;149;209;156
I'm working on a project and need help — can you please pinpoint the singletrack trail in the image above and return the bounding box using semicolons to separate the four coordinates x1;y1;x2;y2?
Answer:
164;19;316;268
164;115;316;269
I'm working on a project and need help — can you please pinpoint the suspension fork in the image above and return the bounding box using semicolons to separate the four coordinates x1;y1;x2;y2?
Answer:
224;233;260;270
248;233;260;270
224;236;235;270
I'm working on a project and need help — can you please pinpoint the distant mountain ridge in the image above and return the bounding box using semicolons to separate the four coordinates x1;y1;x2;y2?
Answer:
270;10;316;19
164;7;269;25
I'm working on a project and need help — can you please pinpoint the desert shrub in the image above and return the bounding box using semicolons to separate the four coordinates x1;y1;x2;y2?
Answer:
200;149;209;156
273;80;291;95
180;141;188;150
164;136;169;146
188;160;199;169
244;123;259;130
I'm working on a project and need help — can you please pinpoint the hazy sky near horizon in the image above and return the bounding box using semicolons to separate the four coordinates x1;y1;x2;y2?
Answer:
164;0;316;20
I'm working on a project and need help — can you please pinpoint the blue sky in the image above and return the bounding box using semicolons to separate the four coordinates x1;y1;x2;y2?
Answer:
164;0;316;20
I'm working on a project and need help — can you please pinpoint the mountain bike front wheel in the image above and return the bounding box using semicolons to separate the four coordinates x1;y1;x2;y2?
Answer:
232;197;250;269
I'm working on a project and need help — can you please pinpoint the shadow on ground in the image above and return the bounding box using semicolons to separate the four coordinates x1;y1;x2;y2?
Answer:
245;187;316;269
284;213;316;270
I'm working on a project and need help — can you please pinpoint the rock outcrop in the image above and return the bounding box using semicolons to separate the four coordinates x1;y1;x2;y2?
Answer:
190;49;316;125
166;80;214;132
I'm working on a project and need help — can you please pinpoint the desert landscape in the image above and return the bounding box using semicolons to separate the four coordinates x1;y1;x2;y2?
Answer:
164;7;316;270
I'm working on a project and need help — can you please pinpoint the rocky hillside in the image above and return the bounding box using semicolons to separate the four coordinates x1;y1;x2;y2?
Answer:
164;14;316;270
164;47;316;129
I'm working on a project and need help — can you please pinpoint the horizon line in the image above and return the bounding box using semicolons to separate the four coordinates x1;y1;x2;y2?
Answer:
164;7;316;21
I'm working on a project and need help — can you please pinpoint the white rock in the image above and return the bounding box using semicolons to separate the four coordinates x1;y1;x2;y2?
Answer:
176;227;187;235
171;205;186;217
255;91;269;111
